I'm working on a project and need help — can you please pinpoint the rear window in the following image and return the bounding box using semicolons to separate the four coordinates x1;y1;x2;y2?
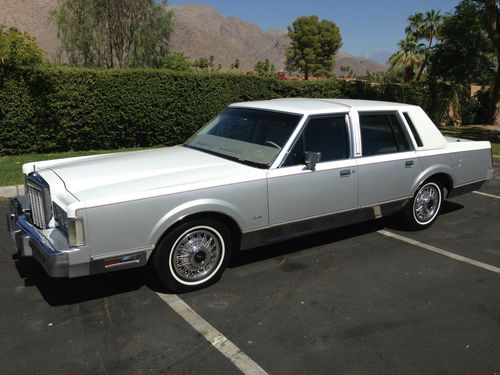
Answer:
403;112;423;147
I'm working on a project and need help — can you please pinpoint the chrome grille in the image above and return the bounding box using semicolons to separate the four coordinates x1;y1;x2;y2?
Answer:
26;173;52;229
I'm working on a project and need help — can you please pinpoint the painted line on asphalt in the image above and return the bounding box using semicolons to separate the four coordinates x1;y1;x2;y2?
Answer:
473;191;500;200
156;292;268;375
377;229;500;274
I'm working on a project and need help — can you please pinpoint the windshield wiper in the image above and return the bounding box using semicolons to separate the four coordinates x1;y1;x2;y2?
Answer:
237;159;269;169
184;145;269;169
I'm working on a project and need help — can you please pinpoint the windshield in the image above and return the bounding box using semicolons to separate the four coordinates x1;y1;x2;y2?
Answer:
184;108;302;168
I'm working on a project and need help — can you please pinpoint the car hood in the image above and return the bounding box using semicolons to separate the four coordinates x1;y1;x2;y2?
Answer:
45;146;261;202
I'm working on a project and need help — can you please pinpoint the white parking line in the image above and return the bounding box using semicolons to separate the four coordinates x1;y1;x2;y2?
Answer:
473;191;500;200
377;230;500;274
156;292;268;375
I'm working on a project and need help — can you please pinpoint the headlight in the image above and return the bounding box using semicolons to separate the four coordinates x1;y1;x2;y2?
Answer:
53;203;68;231
54;204;85;247
68;218;86;247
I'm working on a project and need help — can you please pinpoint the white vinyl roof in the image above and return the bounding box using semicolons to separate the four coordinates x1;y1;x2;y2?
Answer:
230;98;417;115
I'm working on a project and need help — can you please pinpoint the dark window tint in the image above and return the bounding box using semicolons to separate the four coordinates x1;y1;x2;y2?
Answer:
283;116;349;166
360;114;410;156
403;112;423;147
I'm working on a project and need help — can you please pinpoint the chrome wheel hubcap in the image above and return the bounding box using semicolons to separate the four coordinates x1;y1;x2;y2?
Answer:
172;229;221;282
414;184;440;224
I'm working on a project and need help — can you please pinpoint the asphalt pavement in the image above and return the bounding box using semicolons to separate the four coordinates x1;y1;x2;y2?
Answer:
1;166;499;374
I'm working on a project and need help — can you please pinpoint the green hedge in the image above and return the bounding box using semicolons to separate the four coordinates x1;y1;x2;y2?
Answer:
0;67;469;155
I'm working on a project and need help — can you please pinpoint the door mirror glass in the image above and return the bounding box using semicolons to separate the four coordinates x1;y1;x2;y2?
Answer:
305;151;321;170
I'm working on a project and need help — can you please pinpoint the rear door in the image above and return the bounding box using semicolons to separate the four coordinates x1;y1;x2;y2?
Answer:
356;112;420;207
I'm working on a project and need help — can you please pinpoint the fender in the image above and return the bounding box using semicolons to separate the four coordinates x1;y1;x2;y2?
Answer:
410;163;455;195
147;198;247;246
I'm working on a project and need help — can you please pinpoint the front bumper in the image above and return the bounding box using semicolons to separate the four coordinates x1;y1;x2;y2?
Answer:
7;196;69;277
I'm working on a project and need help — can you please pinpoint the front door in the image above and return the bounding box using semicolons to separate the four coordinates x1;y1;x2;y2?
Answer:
267;114;358;225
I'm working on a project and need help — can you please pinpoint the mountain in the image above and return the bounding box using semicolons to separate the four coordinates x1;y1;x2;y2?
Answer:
358;51;391;66
167;4;387;74
0;1;387;75
0;0;60;60
166;4;290;71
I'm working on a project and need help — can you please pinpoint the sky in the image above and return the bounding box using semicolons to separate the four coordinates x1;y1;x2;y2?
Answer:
168;0;460;59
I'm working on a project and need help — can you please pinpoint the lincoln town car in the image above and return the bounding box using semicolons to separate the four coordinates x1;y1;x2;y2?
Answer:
7;99;494;291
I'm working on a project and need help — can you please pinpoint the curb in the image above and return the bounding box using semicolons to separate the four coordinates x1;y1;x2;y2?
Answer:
0;185;24;198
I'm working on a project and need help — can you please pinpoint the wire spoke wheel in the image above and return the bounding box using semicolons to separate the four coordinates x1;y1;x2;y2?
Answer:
172;229;221;282
413;182;442;225
154;219;232;292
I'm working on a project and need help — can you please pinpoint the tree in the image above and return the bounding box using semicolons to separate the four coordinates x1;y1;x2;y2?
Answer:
192;57;209;72
286;15;342;80
0;24;44;70
208;56;222;72
429;1;495;85
51;0;173;68
405;12;425;38
339;65;354;78
389;34;425;82
230;58;240;70
254;59;276;77
474;0;500;125
415;10;442;81
399;10;442;82
159;52;192;71
192;55;221;72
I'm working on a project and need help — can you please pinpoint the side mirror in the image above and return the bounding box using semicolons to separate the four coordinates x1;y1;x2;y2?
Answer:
304;151;321;170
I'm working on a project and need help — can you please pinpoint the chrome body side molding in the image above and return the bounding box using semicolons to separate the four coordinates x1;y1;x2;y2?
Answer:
240;198;409;250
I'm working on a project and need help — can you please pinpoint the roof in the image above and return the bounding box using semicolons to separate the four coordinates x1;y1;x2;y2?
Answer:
230;98;417;115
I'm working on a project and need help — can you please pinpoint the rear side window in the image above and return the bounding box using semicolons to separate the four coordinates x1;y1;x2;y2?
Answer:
360;113;411;156
283;116;349;166
403;112;423;147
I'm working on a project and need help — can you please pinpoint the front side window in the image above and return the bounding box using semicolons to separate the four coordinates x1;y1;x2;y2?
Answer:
283;116;349;167
360;113;411;156
184;108;302;168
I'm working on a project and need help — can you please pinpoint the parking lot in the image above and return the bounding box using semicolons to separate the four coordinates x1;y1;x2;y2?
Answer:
1;165;499;375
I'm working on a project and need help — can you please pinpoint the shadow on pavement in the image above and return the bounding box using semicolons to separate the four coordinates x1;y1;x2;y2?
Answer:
383;200;464;231
13;253;161;306
12;199;464;305
230;200;464;267
229;220;384;268
440;200;465;215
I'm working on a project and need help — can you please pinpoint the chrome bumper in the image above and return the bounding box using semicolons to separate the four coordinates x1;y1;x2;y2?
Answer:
7;196;69;277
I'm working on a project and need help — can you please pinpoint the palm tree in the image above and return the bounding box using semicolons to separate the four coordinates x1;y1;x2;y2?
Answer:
389;34;425;82
405;12;425;38
415;10;442;81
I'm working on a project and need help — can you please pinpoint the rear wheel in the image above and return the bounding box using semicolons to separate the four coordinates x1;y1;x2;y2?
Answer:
401;180;443;230
152;218;232;293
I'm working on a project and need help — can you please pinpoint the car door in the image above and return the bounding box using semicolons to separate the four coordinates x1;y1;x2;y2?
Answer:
356;111;420;208
267;114;358;225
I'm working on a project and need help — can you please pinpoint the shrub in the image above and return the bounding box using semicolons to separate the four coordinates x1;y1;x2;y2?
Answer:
0;67;471;155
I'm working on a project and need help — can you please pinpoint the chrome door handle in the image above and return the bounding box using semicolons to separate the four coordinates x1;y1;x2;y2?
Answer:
340;169;351;177
405;160;414;168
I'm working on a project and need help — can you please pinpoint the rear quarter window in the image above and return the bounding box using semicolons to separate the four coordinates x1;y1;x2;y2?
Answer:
403;112;424;147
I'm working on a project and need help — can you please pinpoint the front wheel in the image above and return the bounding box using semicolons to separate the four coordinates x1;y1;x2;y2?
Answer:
152;219;232;293
401;181;443;230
